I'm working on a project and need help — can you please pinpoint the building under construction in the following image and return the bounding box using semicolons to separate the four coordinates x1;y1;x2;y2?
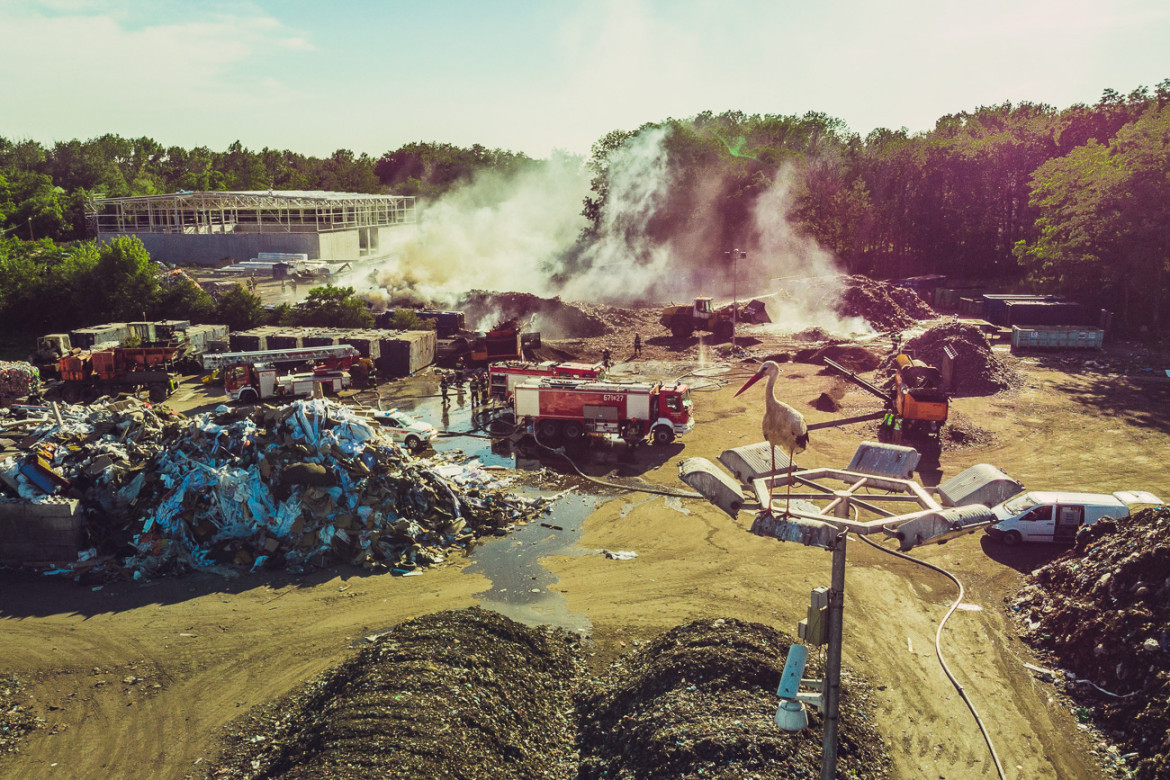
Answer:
88;190;416;266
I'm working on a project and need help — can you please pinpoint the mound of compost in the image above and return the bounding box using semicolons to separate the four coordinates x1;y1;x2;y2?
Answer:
832;275;935;332
576;617;890;780
1012;506;1170;780
886;320;1019;396
205;608;584;779
458;291;610;339
204;613;891;779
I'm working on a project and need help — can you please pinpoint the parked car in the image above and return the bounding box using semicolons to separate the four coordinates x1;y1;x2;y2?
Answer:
355;408;437;452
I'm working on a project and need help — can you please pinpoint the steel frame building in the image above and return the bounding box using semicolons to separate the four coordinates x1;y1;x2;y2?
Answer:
88;191;416;266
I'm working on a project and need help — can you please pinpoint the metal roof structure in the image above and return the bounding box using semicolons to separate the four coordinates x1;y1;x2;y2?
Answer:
88;190;415;236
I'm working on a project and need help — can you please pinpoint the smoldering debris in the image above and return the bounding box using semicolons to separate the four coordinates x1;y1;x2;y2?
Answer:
203;612;891;779
456;291;610;339
1012;506;1170;780
0;397;548;580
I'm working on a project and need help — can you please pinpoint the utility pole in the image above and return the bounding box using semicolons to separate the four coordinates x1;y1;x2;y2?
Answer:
821;530;847;779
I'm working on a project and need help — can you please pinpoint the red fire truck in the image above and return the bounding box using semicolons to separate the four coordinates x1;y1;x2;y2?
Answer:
513;378;693;445
224;363;350;403
488;361;607;401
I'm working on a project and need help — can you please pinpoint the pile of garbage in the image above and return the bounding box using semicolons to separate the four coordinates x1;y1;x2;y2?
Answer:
577;617;890;779
829;275;935;332
205;608;584;779
1012;506;1170;780
458;291;610;339
0;361;40;398
0;397;549;579
203;611;889;779
890;320;1020;395
0;674;40;756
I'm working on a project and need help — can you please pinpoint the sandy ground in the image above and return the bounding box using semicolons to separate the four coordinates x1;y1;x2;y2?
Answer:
3;328;1169;779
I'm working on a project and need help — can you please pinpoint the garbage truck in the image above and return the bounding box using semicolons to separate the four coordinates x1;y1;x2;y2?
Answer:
513;378;693;445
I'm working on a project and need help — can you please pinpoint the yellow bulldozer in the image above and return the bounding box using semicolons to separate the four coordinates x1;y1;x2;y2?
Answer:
659;297;735;339
660;296;770;339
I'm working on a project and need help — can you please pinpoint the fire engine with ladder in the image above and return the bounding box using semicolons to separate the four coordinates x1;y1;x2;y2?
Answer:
512;377;693;445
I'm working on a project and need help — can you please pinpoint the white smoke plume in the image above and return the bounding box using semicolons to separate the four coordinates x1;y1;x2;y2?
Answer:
359;124;867;337
364;151;590;306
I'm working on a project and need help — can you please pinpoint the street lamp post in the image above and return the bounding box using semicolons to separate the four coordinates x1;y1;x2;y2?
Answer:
724;249;746;348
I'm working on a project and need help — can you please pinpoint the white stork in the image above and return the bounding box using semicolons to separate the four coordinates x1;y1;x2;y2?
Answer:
735;360;809;515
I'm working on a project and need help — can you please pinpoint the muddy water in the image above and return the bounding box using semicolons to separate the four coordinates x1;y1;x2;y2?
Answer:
463;492;604;633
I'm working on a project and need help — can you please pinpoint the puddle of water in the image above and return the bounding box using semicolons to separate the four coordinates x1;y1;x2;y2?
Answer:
463;492;604;633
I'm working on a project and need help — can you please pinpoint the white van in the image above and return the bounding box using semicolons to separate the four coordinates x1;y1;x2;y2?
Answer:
985;490;1163;545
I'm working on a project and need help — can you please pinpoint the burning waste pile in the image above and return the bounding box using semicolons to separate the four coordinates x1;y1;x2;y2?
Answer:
457;291;609;339
1012;506;1170;780
887;320;1020;396
203;611;891;779
0;397;548;580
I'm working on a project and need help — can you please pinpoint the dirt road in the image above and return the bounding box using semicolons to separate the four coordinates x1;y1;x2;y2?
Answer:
3;338;1167;778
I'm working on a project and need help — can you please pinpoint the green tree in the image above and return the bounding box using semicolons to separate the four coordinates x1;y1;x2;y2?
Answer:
154;273;216;323
285;285;373;328
1017;105;1170;332
215;284;266;331
83;236;159;321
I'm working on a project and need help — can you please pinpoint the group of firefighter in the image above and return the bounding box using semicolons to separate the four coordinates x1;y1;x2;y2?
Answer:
439;366;489;407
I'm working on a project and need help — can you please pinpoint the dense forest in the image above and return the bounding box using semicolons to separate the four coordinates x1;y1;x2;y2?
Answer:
2;79;1169;338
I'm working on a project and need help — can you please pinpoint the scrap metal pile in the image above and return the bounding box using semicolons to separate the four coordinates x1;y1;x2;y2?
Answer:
203;611;890;779
1012;506;1170;780
0;397;548;579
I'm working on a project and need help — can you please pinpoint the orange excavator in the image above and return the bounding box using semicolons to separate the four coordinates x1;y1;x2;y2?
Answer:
821;352;949;439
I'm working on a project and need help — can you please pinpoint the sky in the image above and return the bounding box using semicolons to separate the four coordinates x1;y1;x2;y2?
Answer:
2;0;1169;160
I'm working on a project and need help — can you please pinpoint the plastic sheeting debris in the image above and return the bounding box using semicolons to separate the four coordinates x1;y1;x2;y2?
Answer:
0;397;549;579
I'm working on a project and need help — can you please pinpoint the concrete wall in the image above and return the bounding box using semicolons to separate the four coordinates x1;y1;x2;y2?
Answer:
104;232;325;266
0;499;84;563
317;230;361;262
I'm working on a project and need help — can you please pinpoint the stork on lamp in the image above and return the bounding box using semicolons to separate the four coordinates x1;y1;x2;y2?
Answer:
735;360;809;516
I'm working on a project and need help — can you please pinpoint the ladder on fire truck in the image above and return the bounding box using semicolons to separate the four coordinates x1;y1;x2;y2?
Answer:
200;344;360;371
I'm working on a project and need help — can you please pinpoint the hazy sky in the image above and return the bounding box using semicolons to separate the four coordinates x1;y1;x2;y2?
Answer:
3;0;1168;159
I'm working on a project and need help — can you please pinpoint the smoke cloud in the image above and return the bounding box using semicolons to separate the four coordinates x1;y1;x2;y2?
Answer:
361;124;865;336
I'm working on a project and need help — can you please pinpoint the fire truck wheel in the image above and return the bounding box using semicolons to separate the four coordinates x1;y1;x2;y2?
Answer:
404;435;422;452
671;319;694;339
537;419;560;441
562;421;583;441
652;426;675;445
239;388;258;404
1002;530;1023;547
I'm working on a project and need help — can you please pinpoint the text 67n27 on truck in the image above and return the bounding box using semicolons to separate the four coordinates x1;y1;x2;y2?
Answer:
513;378;693;445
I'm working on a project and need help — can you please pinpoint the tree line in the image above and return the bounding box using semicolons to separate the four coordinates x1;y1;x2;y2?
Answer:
578;81;1170;332
2;79;1169;337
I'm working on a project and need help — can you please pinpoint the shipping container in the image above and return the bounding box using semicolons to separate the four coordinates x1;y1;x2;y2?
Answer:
982;294;1064;325
377;330;437;377
1010;326;1104;351
266;329;310;350
1004;301;1086;327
